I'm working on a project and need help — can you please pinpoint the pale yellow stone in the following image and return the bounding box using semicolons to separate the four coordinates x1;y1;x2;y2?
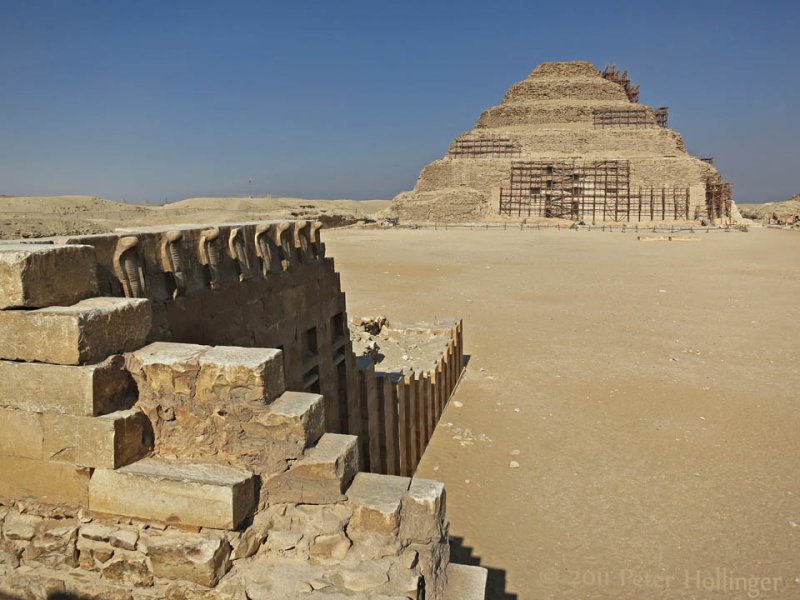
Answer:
346;472;411;537
0;407;43;459
42;409;151;469
89;458;255;530
144;531;231;587
0;297;151;365
0;243;98;309
196;345;284;404
0;356;136;416
399;478;447;544
265;433;359;504
442;563;488;600
0;455;90;506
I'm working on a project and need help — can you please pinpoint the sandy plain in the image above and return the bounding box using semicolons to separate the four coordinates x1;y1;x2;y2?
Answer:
324;227;800;600
1;197;798;599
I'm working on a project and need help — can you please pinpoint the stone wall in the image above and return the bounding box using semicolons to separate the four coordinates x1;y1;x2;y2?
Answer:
66;223;356;435
0;228;483;598
352;320;464;476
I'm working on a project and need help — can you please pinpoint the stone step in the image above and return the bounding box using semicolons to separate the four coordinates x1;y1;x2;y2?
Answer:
442;563;488;600
345;472;411;538
0;407;151;469
125;342;288;473
0;356;135;416
89;458;256;530
0;243;98;309
0;297;151;365
243;391;326;466
265;433;359;504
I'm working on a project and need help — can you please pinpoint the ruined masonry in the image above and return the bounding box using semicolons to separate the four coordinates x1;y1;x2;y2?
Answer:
0;223;485;599
390;60;739;224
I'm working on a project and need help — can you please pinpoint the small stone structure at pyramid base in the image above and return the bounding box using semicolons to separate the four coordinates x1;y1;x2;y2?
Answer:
389;61;740;225
0;224;485;599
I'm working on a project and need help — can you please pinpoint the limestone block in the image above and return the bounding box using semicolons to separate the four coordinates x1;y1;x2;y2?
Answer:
22;518;79;568
0;455;90;505
128;343;290;477
410;538;450;599
0;355;136;416
442;563;488;600
265;433;359;505
196;346;285;404
230;512;269;560
0;297;151;365
109;528;139;551
2;512;41;541
125;341;205;399
0;243;98;309
79;521;116;544
89;458;256;530
0;407;43;459
243;390;325;460
101;551;154;587
77;537;115;571
145;531;232;587
42;409;152;469
399;478;447;544
346;473;411;538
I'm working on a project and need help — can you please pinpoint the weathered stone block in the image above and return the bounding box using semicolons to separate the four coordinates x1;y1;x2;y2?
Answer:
442;563;488;600
0;407;43;459
41;409;152;469
244;391;325;455
0;455;90;505
0;355;136;416
127;343;293;478
89;458;256;530
22;518;79;568
125;341;205;398
0;297;151;365
101;551;153;587
0;243;98;309
2;512;41;541
265;433;359;504
309;531;351;561
145;531;232;587
399;478;447;544
346;473;411;538
196;346;285;404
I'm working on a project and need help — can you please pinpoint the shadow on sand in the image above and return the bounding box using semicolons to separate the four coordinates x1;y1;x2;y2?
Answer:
451;535;518;600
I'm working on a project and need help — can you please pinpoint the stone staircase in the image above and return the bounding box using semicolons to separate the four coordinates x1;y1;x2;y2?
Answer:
0;236;486;598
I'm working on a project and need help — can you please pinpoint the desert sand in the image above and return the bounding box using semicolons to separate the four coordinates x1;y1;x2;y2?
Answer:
0;195;390;238
324;227;800;600
1;198;797;599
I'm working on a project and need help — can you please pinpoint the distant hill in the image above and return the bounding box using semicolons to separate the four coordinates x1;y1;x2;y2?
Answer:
0;195;390;239
738;194;800;221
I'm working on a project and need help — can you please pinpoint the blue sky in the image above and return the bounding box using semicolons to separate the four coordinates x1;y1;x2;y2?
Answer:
0;0;797;204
